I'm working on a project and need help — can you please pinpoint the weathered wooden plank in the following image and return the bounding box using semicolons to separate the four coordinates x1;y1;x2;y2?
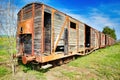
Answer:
52;11;66;52
54;16;67;51
33;4;42;54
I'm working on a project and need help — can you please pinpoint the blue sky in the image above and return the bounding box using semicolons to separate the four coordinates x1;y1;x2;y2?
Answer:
14;0;120;40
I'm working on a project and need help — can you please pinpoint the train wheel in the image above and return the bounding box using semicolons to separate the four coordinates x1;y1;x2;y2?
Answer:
72;56;75;61
58;59;63;66
63;57;70;64
51;61;57;67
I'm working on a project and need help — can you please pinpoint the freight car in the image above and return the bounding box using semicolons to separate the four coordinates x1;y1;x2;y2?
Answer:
15;2;115;68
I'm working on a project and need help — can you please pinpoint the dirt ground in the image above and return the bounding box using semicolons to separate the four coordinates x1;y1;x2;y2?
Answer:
8;64;97;80
45;65;97;80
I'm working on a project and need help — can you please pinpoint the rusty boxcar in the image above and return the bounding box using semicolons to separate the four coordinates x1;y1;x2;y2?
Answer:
105;35;109;46
99;32;106;48
15;2;115;68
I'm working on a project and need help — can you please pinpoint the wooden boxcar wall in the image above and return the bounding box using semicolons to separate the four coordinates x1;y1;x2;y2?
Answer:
79;23;85;52
94;30;100;49
43;5;85;54
34;5;53;54
69;18;78;52
43;5;67;53
54;11;66;48
100;32;105;48
34;4;42;55
91;28;96;48
33;3;110;55
90;28;100;49
108;37;112;46
21;4;33;54
105;35;109;46
44;6;52;53
23;5;32;20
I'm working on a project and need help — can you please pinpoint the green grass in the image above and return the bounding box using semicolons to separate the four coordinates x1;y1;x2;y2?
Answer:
0;38;10;61
19;64;47;80
0;37;46;80
0;37;120;79
0;67;8;77
0;37;16;79
0;66;11;78
68;43;120;79
61;70;80;80
32;71;46;80
0;37;16;61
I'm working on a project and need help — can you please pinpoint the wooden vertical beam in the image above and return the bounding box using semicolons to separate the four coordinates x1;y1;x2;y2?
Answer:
99;32;101;48
84;25;86;48
41;4;44;53
95;31;96;48
90;28;92;48
83;24;85;51
97;31;99;48
67;17;70;54
100;32;102;48
21;9;23;22
51;9;55;55
96;31;97;48
32;3;35;56
77;22;79;52
64;16;69;55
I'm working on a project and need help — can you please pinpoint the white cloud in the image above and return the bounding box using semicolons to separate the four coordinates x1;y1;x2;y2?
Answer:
59;8;112;30
88;12;116;29
112;10;120;15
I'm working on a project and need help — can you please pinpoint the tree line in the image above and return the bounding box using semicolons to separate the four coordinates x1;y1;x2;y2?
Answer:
102;26;116;40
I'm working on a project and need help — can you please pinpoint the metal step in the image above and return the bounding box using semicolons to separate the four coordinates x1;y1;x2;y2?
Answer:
41;64;52;69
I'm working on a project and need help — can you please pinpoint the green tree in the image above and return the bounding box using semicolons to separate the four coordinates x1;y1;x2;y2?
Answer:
102;26;116;40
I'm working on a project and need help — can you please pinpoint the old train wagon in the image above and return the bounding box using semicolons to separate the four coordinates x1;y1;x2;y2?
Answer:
84;25;100;52
108;37;112;46
16;2;115;66
91;28;100;50
108;37;115;46
16;2;87;64
112;37;115;45
105;35;109;46
99;32;106;48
